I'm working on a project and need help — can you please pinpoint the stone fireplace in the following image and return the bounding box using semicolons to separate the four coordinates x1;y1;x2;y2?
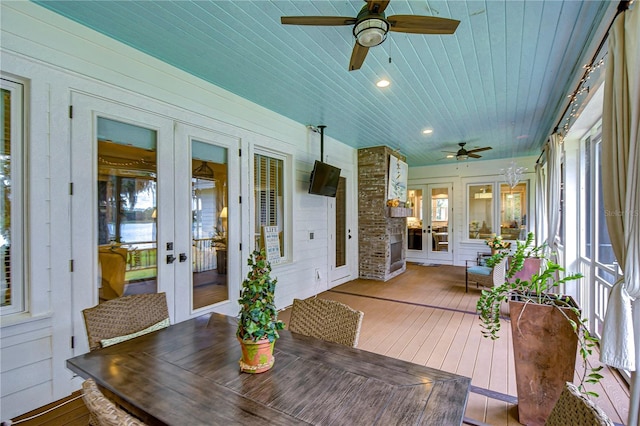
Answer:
357;146;410;281
389;234;404;273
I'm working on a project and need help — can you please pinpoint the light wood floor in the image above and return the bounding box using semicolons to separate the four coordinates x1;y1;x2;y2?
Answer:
278;263;630;425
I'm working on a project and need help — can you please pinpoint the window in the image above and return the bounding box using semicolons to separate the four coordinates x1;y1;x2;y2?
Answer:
581;135;593;260
579;120;620;337
499;182;528;241
468;184;493;239
468;181;529;241
254;152;285;260
1;77;25;315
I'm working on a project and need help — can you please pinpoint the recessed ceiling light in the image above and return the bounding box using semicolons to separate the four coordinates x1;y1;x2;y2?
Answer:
376;79;390;88
422;129;433;134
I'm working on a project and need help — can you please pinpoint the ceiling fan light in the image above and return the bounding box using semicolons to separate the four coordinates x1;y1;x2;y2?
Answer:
354;18;388;47
457;154;468;161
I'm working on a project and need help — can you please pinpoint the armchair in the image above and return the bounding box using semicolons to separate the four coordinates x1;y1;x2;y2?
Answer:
465;253;507;292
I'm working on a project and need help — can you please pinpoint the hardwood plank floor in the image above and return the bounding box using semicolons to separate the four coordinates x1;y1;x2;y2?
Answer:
278;263;630;425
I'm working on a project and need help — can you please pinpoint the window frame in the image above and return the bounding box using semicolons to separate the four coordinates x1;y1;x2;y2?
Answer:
1;76;26;316
465;179;530;243
252;147;291;264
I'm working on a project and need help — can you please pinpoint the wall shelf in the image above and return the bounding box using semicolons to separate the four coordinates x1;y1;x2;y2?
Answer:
387;207;413;217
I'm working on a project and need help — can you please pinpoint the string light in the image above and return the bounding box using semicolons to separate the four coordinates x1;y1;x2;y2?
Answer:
560;57;606;134
98;157;149;167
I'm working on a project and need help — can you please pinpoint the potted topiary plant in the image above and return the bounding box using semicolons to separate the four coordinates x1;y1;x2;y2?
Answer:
237;248;285;374
477;232;602;426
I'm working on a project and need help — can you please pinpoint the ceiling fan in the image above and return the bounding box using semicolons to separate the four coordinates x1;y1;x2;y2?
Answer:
280;0;460;71
443;142;492;161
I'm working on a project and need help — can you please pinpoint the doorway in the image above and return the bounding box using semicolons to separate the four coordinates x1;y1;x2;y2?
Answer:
330;170;356;286
70;93;240;354
406;183;453;264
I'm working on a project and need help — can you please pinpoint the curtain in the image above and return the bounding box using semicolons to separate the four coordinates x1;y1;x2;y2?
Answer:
535;162;548;247
545;133;562;253
600;5;640;425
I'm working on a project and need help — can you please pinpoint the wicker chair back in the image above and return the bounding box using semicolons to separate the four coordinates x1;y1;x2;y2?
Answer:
82;293;169;351
288;298;364;348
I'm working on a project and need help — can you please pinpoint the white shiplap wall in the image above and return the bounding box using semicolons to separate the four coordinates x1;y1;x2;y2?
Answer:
0;2;357;419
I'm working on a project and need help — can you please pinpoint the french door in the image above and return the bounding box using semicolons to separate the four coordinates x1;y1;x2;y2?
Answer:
406;183;453;264
70;93;239;354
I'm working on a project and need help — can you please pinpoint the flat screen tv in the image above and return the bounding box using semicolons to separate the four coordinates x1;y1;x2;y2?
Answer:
308;160;341;197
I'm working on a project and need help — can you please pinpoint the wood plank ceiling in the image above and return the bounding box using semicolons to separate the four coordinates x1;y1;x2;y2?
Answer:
33;0;616;166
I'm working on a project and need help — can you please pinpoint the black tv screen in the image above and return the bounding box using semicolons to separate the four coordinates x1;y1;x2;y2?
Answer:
308;160;341;197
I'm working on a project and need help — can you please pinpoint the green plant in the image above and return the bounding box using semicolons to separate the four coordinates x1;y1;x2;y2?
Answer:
476;232;603;395
237;249;285;343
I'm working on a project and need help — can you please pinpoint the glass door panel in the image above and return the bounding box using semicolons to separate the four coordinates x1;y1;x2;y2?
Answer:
97;118;158;301
335;177;346;268
430;187;449;253
426;183;453;263
407;189;424;253
191;141;228;309
174;122;240;320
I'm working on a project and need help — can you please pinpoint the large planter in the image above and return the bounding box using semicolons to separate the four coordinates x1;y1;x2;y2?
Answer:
238;338;275;374
509;296;579;425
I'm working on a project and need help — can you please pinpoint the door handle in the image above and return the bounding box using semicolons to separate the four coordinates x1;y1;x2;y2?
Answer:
179;253;187;262
166;254;176;264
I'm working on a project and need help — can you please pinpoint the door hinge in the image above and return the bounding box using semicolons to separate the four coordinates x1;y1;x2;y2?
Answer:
69;182;73;195
69;105;73;119
239;148;242;156
239;243;242;251
70;259;74;272
239;195;242;204
71;336;75;349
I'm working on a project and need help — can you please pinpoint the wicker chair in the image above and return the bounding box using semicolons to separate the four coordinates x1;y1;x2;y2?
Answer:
545;382;614;426
288;298;364;348
465;255;507;292
82;293;169;351
82;378;148;426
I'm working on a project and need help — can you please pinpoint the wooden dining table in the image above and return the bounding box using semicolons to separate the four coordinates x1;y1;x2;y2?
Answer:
67;313;471;425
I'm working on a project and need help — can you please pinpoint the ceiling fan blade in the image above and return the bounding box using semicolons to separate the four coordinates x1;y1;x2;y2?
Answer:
468;153;482;158
367;0;390;14
387;15;460;34
349;43;369;71
281;16;356;26
466;146;492;154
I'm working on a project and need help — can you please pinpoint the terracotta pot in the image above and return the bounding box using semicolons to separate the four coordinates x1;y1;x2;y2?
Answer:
509;295;579;426
238;338;275;374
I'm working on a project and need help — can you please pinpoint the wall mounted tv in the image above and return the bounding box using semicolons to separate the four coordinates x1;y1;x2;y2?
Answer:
308;160;341;197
